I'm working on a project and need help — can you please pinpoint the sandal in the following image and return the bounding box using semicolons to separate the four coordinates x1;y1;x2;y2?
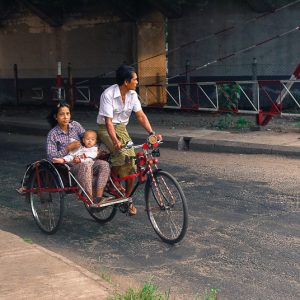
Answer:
128;203;137;216
16;187;26;195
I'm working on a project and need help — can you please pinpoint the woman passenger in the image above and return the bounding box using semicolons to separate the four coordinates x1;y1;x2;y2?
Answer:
46;103;111;205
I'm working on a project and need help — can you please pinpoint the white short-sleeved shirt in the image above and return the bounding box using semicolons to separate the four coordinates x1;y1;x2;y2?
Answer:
97;84;142;125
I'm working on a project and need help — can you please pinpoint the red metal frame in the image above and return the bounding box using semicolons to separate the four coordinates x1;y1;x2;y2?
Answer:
24;187;78;193
257;64;300;125
23;161;79;194
22;141;160;206
256;80;282;125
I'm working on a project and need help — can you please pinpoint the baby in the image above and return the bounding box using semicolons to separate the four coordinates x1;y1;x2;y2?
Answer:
52;130;98;164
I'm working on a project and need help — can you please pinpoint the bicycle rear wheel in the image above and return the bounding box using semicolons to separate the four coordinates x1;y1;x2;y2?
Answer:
29;164;64;234
84;201;117;223
145;170;188;244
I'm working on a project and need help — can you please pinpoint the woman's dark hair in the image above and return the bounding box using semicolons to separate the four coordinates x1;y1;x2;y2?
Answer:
116;65;135;86
47;102;71;128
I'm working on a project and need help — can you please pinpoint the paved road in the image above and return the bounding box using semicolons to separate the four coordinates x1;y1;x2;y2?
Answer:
0;132;299;299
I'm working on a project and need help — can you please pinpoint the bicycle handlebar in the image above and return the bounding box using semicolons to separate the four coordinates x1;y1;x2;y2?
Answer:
123;135;163;150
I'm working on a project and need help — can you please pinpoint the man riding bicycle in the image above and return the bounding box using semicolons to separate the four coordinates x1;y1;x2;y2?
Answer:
97;64;155;215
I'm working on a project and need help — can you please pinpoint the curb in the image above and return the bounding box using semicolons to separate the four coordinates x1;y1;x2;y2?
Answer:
1;120;300;157
189;138;300;157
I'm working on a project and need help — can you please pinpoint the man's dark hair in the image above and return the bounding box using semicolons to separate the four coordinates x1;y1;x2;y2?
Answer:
116;65;135;86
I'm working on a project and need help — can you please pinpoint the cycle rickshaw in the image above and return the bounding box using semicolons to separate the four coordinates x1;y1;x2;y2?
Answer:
19;135;188;244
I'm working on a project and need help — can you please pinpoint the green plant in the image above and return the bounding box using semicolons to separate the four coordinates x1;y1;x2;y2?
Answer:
100;270;113;284
235;116;251;129
108;282;170;300
292;117;300;128
22;237;33;244
214;113;233;129
218;83;241;110
203;288;219;300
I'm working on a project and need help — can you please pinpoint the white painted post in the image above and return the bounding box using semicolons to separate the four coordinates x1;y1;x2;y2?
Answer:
56;61;62;101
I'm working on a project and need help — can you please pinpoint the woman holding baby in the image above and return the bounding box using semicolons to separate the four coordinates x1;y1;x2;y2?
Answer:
46;103;111;205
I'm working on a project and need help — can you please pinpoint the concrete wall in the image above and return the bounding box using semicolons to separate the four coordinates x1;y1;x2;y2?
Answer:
1;0;299;105
167;0;300;79
0;5;169;105
1;0;299;81
0;7;135;79
0;5;136;104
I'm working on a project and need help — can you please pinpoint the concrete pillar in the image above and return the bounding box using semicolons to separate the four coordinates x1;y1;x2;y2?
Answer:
252;57;258;108
136;11;167;106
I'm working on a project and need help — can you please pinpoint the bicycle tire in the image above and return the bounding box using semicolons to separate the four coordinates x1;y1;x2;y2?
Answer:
29;164;64;234
84;202;117;223
145;170;188;244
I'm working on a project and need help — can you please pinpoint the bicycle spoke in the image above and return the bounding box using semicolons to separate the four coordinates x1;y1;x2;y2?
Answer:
30;164;64;234
146;170;188;244
84;192;117;223
166;210;181;238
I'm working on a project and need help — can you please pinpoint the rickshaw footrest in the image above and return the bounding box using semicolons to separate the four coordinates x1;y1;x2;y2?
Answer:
90;197;132;208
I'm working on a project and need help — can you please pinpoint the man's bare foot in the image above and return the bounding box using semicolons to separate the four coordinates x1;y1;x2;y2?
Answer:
128;203;137;215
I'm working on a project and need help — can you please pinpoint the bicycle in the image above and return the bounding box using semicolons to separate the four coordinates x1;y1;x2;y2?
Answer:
19;134;188;244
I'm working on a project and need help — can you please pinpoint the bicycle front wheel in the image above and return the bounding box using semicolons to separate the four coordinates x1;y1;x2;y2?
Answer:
29;164;64;234
145;170;188;244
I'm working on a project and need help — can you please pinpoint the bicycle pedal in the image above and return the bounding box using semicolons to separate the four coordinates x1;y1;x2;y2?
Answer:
119;203;129;213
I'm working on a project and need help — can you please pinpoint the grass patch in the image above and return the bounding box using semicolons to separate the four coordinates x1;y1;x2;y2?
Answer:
213;113;233;130
22;237;33;244
235;117;251;130
99;268;113;284
212;114;253;131
292;117;300;128
108;282;170;300
203;288;219;300
108;282;220;300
